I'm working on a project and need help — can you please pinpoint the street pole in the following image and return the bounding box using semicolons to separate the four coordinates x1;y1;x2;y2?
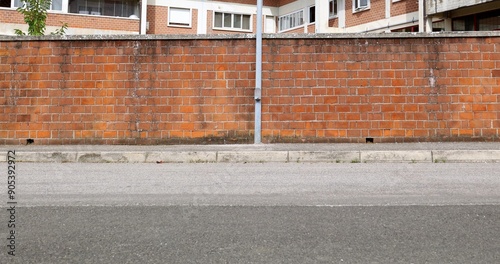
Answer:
254;0;263;144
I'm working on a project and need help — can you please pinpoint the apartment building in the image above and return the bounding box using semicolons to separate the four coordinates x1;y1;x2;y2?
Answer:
0;0;498;35
0;0;146;35
424;0;500;32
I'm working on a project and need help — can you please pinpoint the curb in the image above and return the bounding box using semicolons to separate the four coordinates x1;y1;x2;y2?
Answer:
3;150;500;163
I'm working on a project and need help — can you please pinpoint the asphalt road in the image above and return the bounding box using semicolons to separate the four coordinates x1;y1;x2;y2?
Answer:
2;163;500;263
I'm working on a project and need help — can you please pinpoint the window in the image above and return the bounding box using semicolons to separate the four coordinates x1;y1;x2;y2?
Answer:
478;13;500;31
69;0;140;18
0;0;10;8
353;0;369;11
51;0;63;11
329;0;338;18
309;6;315;23
453;10;500;31
279;10;303;31
214;12;251;31
3;0;62;10
169;7;191;27
308;1;338;23
432;20;445;32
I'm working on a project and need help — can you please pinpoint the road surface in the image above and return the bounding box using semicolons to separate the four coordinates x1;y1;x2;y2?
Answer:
1;163;500;263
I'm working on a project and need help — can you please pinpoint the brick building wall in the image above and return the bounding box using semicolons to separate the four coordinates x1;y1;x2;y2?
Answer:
206;11;258;34
0;9;25;24
307;24;316;33
329;17;339;27
147;6;198;34
346;0;386;27
391;0;419;17
146;5;164;34
0;9;140;33
1;34;499;145
281;26;308;34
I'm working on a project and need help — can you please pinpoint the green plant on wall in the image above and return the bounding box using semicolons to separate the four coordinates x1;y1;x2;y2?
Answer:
15;0;68;36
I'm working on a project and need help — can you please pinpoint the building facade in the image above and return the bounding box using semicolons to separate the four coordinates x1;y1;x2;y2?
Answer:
0;0;145;35
0;0;498;35
424;0;499;32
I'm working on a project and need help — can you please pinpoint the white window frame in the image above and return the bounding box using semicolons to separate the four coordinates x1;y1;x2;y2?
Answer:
49;0;63;11
213;11;252;32
353;0;370;12
12;0;64;11
168;7;192;28
67;0;139;17
308;5;315;24
308;0;338;24
12;0;22;8
278;10;304;32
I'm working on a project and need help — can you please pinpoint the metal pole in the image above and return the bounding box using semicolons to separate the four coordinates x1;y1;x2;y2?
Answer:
254;0;263;144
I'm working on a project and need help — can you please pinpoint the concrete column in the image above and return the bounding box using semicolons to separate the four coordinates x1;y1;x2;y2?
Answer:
62;0;69;13
419;0;434;32
385;0;390;19
140;0;147;34
338;0;345;29
418;0;425;32
425;16;433;32
197;0;207;34
315;0;330;33
444;17;452;31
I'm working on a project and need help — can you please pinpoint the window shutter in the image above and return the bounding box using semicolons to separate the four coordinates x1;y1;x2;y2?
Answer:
169;8;191;25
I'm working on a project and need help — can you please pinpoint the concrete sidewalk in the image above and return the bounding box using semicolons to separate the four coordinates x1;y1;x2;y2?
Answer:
2;142;500;163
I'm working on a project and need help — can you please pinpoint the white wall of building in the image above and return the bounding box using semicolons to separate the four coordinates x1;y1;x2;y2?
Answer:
426;0;496;15
149;0;278;34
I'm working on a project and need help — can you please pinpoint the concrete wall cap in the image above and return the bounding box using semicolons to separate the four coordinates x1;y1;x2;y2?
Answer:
1;31;499;42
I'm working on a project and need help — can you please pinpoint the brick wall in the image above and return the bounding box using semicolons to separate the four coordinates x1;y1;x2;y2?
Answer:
1;34;499;145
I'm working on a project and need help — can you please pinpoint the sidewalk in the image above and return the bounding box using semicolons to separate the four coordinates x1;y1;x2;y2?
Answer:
1;142;500;163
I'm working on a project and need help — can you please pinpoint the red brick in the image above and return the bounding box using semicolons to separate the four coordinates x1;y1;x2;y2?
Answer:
1;37;499;144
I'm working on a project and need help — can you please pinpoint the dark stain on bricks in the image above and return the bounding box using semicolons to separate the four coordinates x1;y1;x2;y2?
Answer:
16;115;30;122
492;70;500;77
